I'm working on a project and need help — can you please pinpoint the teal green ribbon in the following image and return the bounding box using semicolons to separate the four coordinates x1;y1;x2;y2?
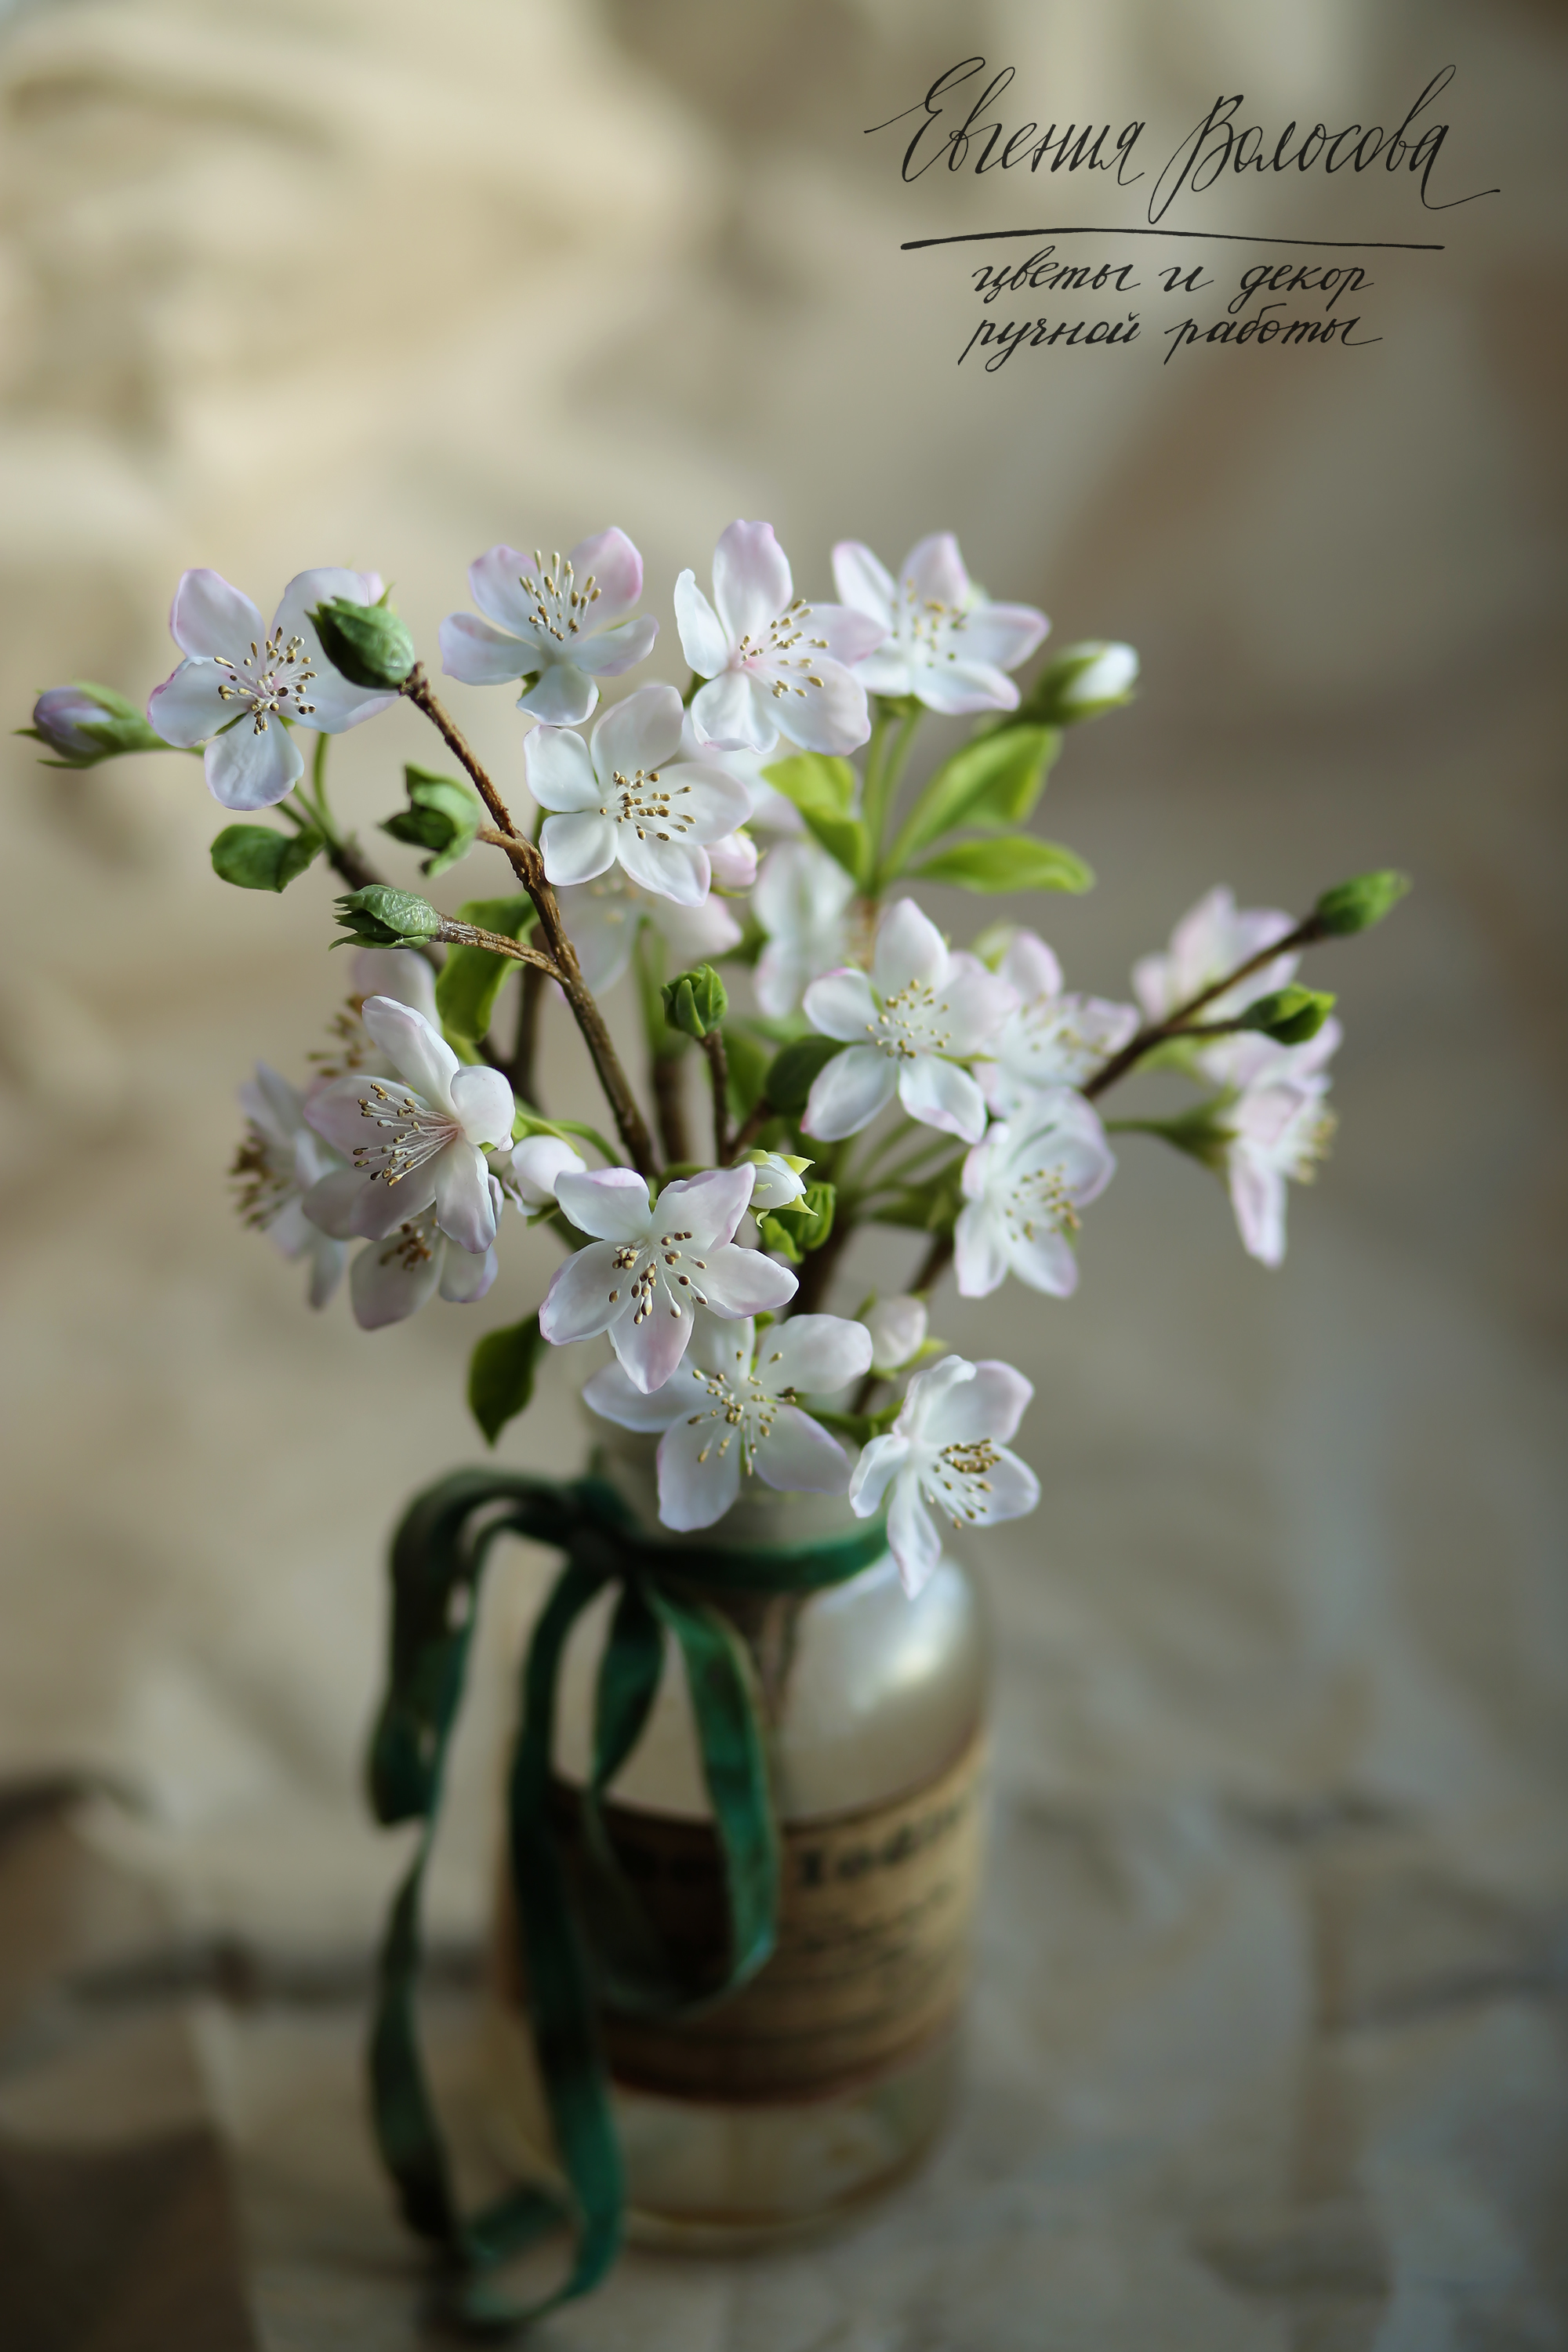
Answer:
367;1468;887;2331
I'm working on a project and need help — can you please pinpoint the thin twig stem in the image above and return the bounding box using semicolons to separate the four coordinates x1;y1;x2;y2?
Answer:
652;1055;690;1167
702;1030;731;1161
508;962;547;1105
1081;914;1326;1102
728;1098;773;1163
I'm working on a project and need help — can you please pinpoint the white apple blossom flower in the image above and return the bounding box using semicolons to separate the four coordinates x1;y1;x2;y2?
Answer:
147;568;396;810
302;998;514;1255
231;1063;349;1308
1133;886;1300;1025
862;1294;928;1374
831;534;1047;715
850;1355;1040;1595
801;898;1016;1145
976;930;1139;1112
583;1313;872;1530
500;1134;587;1221
539;1164;797;1393
348;1210;498;1330
524;683;751;906
955;1091;1116;1299
753;837;857;1019
743;1152;810;1213
438;530;658;727
1201;1018;1341;1268
676;520;885;757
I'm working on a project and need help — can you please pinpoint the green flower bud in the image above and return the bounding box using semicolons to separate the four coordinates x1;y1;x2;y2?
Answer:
21;682;165;767
332;885;443;948
1313;870;1411;935
1018;641;1138;727
661;964;728;1040
1236;984;1337;1045
310;598;416;691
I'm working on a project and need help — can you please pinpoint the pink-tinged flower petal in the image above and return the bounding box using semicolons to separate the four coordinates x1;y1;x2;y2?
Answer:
831;541;896;630
898;1054;988;1142
902;533;970;609
350;1230;443;1328
712;520;792;644
803;1045;896;1140
939;959;1018;1054
619;830;709;906
541;812;616;887
449;1064;514;1149
913;659;1020;717
556;1166;652;1243
656;1411;742;1530
612;1298;695;1394
853;647;917;699
350;948;438;1025
673;571;730;678
350;1174;436;1242
691;670;775;753
169;569;263;659
760;1313;873;1397
646;890;742;964
1228;1149;1287;1265
147;660;227;747
303;1073;400;1155
440;1240;499;1305
706;831;757;890
301;1166;366;1240
664;1164;757;1247
938;1359;1033;1447
887;1475;942;1595
701;1243;798;1318
901;1354;975;1440
848;1431;909;1516
810;604;891;666
803;967;878;1042
583;1358;689;1432
592;681;685;782
959;601;1049;673
440;610;528;684
467;545;540;637
362;997;459;1105
771;658;870;757
539;1240;625;1342
205;720;303;811
517;664;597;726
999;931;1063;1001
755;1406;852;1495
954;1199;1009;1298
568;527;643;626
524;724;601;813
1007;1225;1079;1297
873;898;949;996
570;614;659;679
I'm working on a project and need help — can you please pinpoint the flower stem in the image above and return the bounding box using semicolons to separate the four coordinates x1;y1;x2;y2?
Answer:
702;1030;731;1161
402;665;657;1176
1080;914;1328;1102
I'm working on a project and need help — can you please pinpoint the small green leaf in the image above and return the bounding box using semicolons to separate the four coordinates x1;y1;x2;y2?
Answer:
435;893;536;1043
467;1313;545;1447
511;1105;617;1163
380;764;481;878
758;752;857;822
800;810;872;886
912;836;1094;894
765;1034;846;1117
893;726;1060;862
211;822;325;891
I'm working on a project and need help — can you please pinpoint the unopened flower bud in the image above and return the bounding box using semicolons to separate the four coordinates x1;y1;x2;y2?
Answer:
310;597;416;691
22;681;164;766
1237;984;1336;1045
333;885;443;948
662;964;728;1040
1313;870;1411;935
745;1150;810;1212
1023;641;1139;726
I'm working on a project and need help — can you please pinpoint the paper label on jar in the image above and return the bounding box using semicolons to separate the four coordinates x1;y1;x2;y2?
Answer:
544;1731;985;2104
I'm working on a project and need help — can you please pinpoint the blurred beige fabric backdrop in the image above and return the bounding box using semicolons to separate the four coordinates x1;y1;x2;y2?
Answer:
0;0;1564;2344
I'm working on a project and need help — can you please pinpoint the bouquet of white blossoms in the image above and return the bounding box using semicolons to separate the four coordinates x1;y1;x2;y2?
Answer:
28;518;1406;1593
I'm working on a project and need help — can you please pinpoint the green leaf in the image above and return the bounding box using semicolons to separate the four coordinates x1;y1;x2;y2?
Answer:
892;726;1060;862
765;1034;846;1117
211;822;325;892
467;1313;545;1447
379;764;481;878
724;1025;772;1121
912;836;1094;895
434;893;536;1044
800;811;871;886
758;752;856;822
511;1105;618;1163
757;1178;837;1261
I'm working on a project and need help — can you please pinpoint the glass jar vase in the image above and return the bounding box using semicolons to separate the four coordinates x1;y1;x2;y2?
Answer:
484;1419;989;2246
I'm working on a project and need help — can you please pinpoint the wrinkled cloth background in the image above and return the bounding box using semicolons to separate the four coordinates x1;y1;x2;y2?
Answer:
0;0;1565;2344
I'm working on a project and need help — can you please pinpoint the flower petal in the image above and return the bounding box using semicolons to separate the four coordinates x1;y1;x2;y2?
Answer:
938;959;1018;1054
301;1166;367;1240
1228;1148;1287;1265
439;1240;499;1304
959;601;1049;673
432;1142;498;1253
584;1358;690;1431
524;724;601;813
169;569;263;659
510;1135;586;1207
617;829;709;906
810;603;890;666
204;720;303;811
873;898;949;996
902;534;970;608
935;1359;1033;1446
439;610;528;684
803;967;878;1044
1006;1225;1079;1296
673;572;730;678
887;1473;942;1595
350;1229;444;1328
449;1064;515;1149
662;1165;756;1247
350;948;439;1025
706;830;757;891
830;540;895;629
898;1054;988;1143
655;1410;742;1530
539;1240;626;1342
770;658;870;757
690;670;775;754
517;662;597;727
754;1406;852;1495
953;1199;1009;1298
803;1046;896;1140
541;811;617;887
592;681;684;779
701;1243;798;1318
147;659;227;747
612;1296;695;1393
362;997;459;1105
467;545;542;637
848;1432;908;1516
853;648;916;698
760;1313;872;1396
568;527;643;626
712;520;791;644
570;614;658;677
913;659;1021;717
555;1166;652;1243
999;930;1062;1002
